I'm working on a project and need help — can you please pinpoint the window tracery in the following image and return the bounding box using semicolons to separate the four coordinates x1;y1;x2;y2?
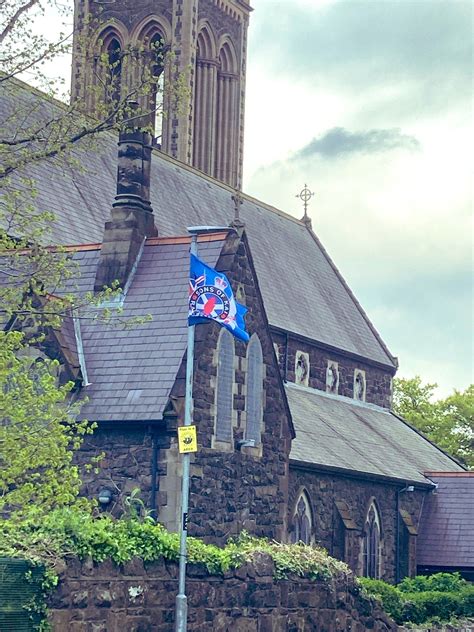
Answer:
290;491;312;545
363;501;382;578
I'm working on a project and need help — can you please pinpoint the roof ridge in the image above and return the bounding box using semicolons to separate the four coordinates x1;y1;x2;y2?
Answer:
302;224;398;368
151;149;306;227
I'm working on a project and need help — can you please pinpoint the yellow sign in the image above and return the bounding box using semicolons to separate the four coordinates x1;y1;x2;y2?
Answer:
178;425;198;453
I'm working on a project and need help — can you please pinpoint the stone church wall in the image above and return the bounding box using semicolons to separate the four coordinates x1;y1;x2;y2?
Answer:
48;554;398;632
74;233;292;543
289;468;426;583
273;332;393;409
159;233;292;543
77;426;155;513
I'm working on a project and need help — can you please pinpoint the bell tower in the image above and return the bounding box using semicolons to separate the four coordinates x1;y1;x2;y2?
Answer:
71;0;251;188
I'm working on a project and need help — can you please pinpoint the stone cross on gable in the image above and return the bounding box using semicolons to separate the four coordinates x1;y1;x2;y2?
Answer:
296;184;315;229
231;189;245;229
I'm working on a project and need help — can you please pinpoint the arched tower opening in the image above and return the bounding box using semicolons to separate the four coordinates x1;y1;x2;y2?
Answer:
214;40;239;187
193;25;217;174
71;0;250;186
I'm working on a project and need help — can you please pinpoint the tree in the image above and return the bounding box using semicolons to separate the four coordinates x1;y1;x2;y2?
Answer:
0;330;95;518
0;0;170;517
0;0;181;179
393;376;474;469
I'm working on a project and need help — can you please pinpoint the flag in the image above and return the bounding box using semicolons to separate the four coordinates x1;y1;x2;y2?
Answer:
188;254;249;342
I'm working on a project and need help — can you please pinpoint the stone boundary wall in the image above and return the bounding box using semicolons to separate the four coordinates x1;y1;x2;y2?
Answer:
48;553;398;631
398;624;474;632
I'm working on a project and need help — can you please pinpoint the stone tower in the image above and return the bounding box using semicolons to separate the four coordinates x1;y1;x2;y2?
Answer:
71;0;251;188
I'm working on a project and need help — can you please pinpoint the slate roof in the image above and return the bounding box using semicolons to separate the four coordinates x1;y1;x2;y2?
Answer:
1;79;396;369
287;383;463;484
70;236;224;421
417;473;474;568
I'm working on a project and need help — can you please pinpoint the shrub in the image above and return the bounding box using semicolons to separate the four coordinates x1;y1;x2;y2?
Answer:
359;574;474;626
401;591;463;624
398;571;468;594
358;578;404;623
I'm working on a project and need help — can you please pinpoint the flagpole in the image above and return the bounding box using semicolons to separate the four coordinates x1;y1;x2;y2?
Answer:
175;232;197;632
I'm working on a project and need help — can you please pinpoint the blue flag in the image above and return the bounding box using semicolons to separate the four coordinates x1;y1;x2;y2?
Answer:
188;254;249;342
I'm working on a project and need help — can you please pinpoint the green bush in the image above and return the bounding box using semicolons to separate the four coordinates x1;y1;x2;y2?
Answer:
360;574;474;625
359;578;404;623
398;571;468;594
401;591;463;624
0;508;349;581
460;587;474;618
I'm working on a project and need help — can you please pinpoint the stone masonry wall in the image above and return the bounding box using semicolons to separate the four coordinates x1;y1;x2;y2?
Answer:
48;554;398;632
289;469;426;583
158;232;292;543
77;425;156;515
273;332;394;409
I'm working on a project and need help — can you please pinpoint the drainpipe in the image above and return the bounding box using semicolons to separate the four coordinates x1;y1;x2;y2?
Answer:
284;332;289;383
150;432;158;519
396;484;414;583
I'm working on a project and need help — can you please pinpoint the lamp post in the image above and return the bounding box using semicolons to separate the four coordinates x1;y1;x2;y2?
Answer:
175;225;230;632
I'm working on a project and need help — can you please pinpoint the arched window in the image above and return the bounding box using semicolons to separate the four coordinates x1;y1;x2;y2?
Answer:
149;32;165;142
135;21;167;141
363;502;382;578
290;491;313;545
193;25;217;173
215;329;234;443
105;36;122;105
245;334;263;445
214;40;239;186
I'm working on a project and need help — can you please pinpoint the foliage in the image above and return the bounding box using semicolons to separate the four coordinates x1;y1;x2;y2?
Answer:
360;573;474;626
0;509;349;582
0;331;94;519
397;571;468;594
358;578;404;623
393;377;473;468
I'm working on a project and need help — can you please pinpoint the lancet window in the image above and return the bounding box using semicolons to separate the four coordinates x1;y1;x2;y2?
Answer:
363;502;382;578
94;30;124;109
106;37;122;105
215;329;234;443
290;491;313;545
193;26;217;173
214;40;239;186
134;22;167;141
245;334;263;445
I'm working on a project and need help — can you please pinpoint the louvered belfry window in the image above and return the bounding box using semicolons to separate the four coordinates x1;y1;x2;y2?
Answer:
245;334;263;445
216;329;234;442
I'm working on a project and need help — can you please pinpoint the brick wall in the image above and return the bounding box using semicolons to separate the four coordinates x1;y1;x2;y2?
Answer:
48;554;398;632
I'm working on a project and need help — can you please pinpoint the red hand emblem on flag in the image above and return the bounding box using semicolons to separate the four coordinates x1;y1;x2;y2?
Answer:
203;295;217;316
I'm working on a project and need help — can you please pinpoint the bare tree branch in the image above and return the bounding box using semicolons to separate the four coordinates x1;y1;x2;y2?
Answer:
0;0;40;45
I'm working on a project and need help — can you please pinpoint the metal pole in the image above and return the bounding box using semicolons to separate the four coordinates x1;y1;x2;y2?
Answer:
175;233;198;632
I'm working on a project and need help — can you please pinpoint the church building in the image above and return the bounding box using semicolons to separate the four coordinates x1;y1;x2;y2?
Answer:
2;0;470;584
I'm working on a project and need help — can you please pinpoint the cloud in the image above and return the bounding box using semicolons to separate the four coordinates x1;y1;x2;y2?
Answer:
293;127;420;160
250;1;472;115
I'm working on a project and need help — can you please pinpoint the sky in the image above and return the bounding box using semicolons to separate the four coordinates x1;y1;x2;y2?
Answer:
24;0;472;396
242;0;473;396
